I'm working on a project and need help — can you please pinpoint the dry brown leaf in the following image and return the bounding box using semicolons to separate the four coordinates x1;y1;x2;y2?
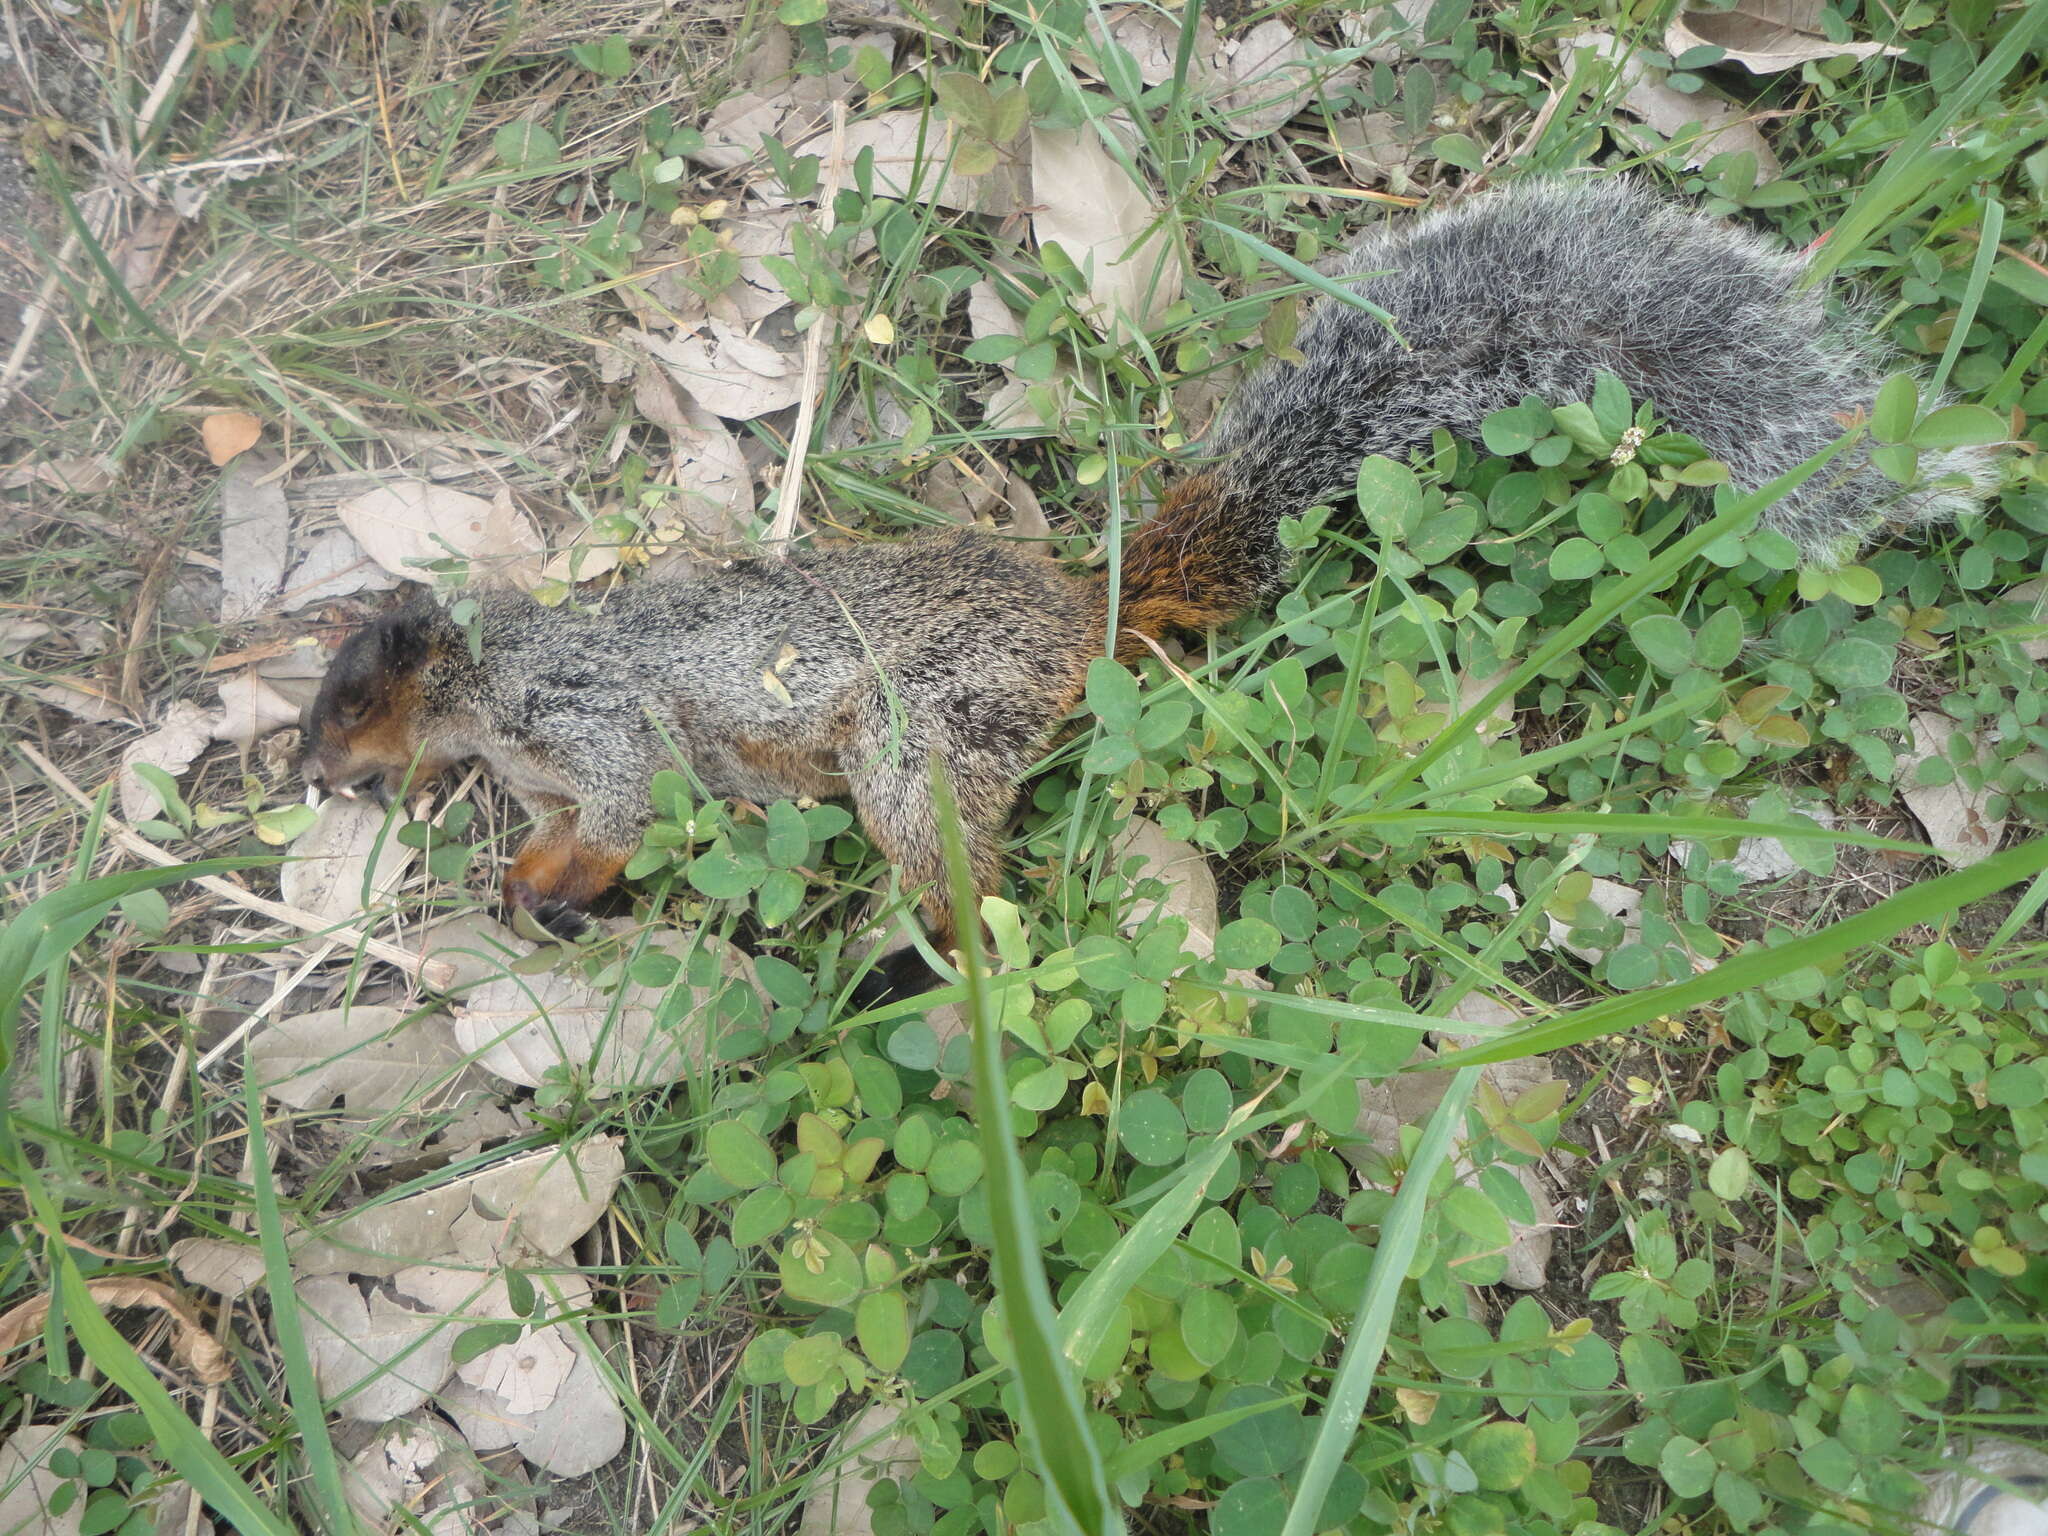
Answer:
25;678;136;724
0;620;50;657
1336;0;1435;62
170;1236;267;1301
342;1413;491;1536
454;934;758;1095
289;1138;624;1276
413;913;534;995
250;1005;490;1114
1088;5;1218;87
623;323;804;421
1211;20;1336;139
394;1268;584;1417
1665;2;1902;73
1900;713;2006;868
0;1428;87;1536
201;411;263;467
280;798;412;922
213;668;305;751
966;279;1017;345
282;528;398;612
0;1278;229;1385
440;1321;626;1478
219;450;291;622
1331;111;1413;185
120;701;217;820
116;207;180;290
335;480;545;588
794;112;1028;216
1112;817;1270;992
1542;877;1642;963
796;1404;924;1536
0;455;118;495
1569;30;1781;176
297;1276;458;1423
1029;126;1184;338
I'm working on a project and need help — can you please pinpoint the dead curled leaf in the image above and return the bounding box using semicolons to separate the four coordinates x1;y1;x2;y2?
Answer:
171;1236;267;1301
453;933;760;1096
213;667;305;751
281;797;412;921
335;479;544;588
296;1275;460;1423
1900;712;2006;868
1210;19;1341;139
439;1317;627;1478
0;455;119;495
795;1403;924;1536
281;527;397;611
1111;816;1269;994
119;700;217;819
1665;0;1902;72
0;1428;86;1536
249;1005;494;1115
25;678;136;725
1028;125;1184;338
200;411;263;467
793;112;1028;217
218;450;292;622
1569;30;1781;176
342;1413;493;1536
287;1137;625;1277
0;1278;229;1385
621;323;804;421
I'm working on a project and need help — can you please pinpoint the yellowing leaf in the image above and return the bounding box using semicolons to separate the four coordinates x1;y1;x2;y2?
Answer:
864;313;896;345
200;411;263;466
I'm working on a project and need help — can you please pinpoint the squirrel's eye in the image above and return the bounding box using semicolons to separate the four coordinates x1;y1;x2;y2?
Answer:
335;693;372;731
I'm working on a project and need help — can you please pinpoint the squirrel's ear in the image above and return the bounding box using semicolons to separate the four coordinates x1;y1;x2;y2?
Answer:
374;605;438;671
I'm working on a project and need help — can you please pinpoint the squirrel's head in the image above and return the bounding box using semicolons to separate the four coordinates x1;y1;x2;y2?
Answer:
301;601;447;807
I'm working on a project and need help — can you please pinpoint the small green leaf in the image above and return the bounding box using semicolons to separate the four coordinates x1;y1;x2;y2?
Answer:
1707;1145;1751;1200
857;1290;911;1373
1630;615;1696;675
1086;656;1141;730
1871;372;1917;443
451;1322;522;1365
1467;1420;1538;1492
1911;404;2007;450
493;122;559;168
706;1121;777;1190
1661;1435;1717;1498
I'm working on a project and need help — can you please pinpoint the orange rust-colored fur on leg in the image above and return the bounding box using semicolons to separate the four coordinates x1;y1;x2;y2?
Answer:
506;821;635;931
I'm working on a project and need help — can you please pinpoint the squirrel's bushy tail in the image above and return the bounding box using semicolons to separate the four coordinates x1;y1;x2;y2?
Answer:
1120;176;2003;642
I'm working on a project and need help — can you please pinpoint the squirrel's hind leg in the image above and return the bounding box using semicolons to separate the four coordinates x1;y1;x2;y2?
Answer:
844;731;1019;996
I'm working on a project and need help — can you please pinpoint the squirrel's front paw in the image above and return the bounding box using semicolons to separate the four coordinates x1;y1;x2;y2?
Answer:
505;878;590;942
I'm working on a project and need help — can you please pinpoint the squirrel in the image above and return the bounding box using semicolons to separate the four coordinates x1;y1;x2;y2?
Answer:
301;176;2002;979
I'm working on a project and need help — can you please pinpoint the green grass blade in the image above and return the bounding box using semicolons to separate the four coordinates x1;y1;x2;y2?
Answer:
1198;219;1406;340
1281;1066;1478;1536
929;759;1122;1536
1801;4;2048;285
1322;809;1928;856
1927;195;2003;403
1362;437;1850;807
0;1119;297;1536
1059;1040;1374;1364
244;1068;361;1533
1436;835;2048;1067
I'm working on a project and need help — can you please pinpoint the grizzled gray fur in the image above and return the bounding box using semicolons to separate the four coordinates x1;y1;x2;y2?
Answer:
1205;175;2002;596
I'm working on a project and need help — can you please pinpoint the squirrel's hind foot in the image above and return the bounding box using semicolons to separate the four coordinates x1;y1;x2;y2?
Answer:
848;946;944;1011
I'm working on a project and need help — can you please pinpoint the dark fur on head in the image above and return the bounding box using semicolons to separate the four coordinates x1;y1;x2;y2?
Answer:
301;597;453;805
